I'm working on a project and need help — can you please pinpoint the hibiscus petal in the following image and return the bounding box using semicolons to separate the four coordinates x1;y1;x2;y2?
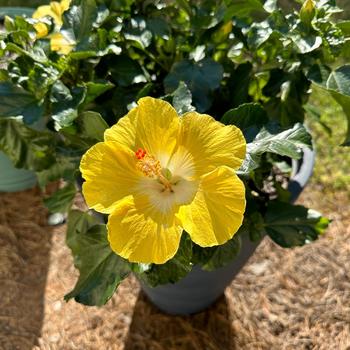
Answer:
32;5;56;19
178;112;246;175
178;166;246;246
104;107;137;149
60;0;71;12
50;32;75;54
80;141;139;214
50;1;64;25
108;197;183;264
34;23;49;39
104;97;180;163
33;3;62;26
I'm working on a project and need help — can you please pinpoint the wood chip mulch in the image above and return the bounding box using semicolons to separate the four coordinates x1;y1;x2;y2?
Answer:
0;183;349;350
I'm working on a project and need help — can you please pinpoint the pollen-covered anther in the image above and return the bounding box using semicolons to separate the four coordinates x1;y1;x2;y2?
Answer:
136;153;162;178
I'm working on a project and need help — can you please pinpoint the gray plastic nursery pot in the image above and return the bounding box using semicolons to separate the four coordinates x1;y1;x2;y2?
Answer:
140;148;315;315
0;151;37;193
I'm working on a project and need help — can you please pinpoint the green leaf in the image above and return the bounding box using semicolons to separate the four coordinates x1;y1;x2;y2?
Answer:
44;183;76;214
192;235;241;271
337;21;350;36
135;83;154;101
221;102;268;142
222;102;267;128
171;81;195;115
5;42;49;64
164;58;223;112
104;0;134;11
248;21;274;48
147;17;170;39
224;0;265;20
249;71;270;101
27;64;61;101
62;0;98;46
36;158;77;188
124;17;153;49
263;70;310;127
78;111;108;141
308;64;350;145
50;81;86;129
174;0;192;16
0;118;56;171
3;14;35;36
190;1;225;31
239;123;312;174
329;92;350;146
109;55;147;87
245;212;267;242
250;123;311;158
290;32;323;54
307;64;332;89
265;201;330;247
304;103;332;135
65;210;130;306
0;82;44;124
136;234;193;287
226;63;253;108
84;81;114;104
326;65;350;94
67;27;121;58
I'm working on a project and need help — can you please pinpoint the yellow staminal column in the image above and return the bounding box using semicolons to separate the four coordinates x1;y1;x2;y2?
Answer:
135;149;174;193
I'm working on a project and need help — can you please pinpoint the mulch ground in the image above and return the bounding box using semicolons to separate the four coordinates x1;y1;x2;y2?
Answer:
0;182;349;350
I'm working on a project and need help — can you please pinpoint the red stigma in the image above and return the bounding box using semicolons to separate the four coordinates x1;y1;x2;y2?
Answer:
135;148;146;160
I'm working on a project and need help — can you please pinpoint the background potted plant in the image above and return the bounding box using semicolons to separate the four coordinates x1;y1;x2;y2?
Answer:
0;0;348;314
0;150;37;192
0;5;38;192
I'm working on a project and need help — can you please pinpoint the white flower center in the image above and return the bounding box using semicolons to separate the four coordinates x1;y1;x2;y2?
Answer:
135;147;197;214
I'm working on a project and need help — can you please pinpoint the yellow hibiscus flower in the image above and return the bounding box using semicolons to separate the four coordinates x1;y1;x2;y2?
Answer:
80;97;247;264
33;0;71;27
50;32;75;55
32;0;73;54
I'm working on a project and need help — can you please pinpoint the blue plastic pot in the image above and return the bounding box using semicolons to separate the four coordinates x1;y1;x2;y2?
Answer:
140;148;315;315
0;152;37;192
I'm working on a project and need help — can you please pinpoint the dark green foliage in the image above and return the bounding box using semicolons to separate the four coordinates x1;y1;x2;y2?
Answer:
136;234;193;287
221;102;268;142
43;183;77;213
50;82;86;129
64;210;131;306
239;123;312;174
308;64;350;145
265;201;330;247
0;82;44;124
164;58;223;112
0;0;342;304
0;118;56;171
192;234;242;271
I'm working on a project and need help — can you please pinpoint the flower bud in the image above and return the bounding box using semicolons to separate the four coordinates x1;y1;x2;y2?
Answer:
300;0;316;25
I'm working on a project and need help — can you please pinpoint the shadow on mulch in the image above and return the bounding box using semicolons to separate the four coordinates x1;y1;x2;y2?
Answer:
2;185;350;349
0;188;53;350
124;291;236;350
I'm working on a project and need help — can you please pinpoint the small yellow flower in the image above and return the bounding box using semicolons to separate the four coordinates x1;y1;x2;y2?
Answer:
80;97;247;264
34;22;49;39
33;0;73;54
50;32;75;55
33;0;71;27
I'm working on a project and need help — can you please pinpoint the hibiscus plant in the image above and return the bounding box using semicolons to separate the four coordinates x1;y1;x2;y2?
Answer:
0;0;349;305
